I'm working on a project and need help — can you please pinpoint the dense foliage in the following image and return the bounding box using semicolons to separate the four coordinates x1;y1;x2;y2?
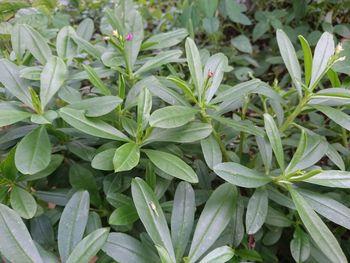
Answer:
0;0;350;262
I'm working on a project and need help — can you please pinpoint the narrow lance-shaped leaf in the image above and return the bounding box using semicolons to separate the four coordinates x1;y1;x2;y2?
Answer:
15;125;52;175
185;37;204;101
143;149;198;183
137;87;152;132
200;134;222;170
82;65;111;95
188;183;237;263
59;107;129;141
214;162;271;188
276;29;302;96
135;50;182;76
40;56;67;110
56;26;77;59
286;129;307;174
171;182;195;261
288;187;347;263
113;142;140;172
58;191;90;263
199;246;235;263
309;32;335;89
256;136;272;174
0;204;43;263
102;233;159;263
299;188;350;230
298;35;313;86
312;105;350;131
149;106;198;129
0;103;31;128
131;178;176;263
20;24;52;64
264;113;284;170
245;187;268;234
66;228;110;263
303;170;350;188
0;59;32;107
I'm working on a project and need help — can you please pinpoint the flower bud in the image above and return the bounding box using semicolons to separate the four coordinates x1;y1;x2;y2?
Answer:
125;32;133;41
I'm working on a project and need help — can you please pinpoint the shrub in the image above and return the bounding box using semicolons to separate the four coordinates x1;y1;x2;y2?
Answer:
0;1;349;263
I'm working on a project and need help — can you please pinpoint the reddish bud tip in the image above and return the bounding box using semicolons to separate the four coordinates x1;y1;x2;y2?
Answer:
126;33;133;41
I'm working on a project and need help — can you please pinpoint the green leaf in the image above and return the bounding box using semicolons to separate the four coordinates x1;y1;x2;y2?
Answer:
0;103;31;128
11;23;25;60
212;115;264;137
198;246;235;263
223;0;250;25
214;162;271;188
23;154;63;181
288;187;347;263
124;8;144;70
58;191;90;263
131;178;176;263
245;187;268;234
143;149;198;183
82;65;111;95
185;37;204;100
309;32;335;89
72;34;102;59
66;228;109;263
56;26;77;60
76;18;94;41
102;233;159;263
256;136;272;174
68;96;122;117
231;35;252;54
276;29;302;95
20;24;52;64
290;227;310;263
40;56;67;110
264;113;284;170
286;129;307;174
0;147;17;181
299;188;350;230
149;105;197;129
200;134;222;169
204;53;230;102
0;204;43;263
304;170;350;188
298;35;313;86
143;29;188;50
156;245;174;263
109;204;138;225
188;183;237;263
171;182;195;261
91;148;115;171
312;105;350;131
135;50;182;76
144;122;212;144
59;107;129;141
10;186;37;219
0;59;32;107
137;87;152;132
113;142;140;172
15;126;51;175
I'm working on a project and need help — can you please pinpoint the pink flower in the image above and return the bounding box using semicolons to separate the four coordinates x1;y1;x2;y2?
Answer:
125;33;133;41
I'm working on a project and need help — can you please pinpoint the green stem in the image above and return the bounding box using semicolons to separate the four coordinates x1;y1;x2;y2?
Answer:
200;109;230;162
280;95;311;133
